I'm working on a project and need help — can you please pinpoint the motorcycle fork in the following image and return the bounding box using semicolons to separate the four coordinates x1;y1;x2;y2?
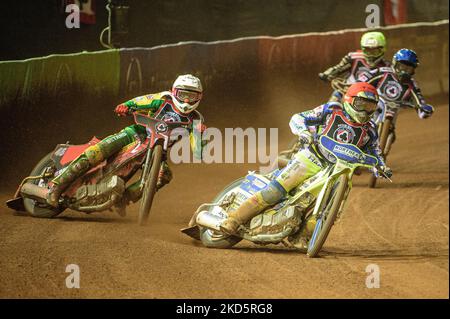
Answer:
139;146;154;191
312;165;350;219
334;174;352;222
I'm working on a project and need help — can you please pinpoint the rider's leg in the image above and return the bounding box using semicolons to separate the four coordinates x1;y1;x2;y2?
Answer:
47;125;145;207
220;148;323;234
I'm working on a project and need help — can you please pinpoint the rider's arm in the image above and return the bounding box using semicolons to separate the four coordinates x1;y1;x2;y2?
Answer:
189;111;208;160
320;53;352;80
409;79;434;119
122;93;166;115
365;123;386;167
410;78;426;106
289;103;334;136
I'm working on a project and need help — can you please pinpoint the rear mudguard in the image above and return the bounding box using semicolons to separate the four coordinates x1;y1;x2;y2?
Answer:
52;136;101;170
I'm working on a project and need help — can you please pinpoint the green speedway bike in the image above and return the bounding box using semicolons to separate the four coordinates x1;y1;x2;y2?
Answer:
182;135;390;257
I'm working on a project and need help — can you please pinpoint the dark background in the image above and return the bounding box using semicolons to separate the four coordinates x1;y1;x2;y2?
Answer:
0;0;448;61
0;1;448;189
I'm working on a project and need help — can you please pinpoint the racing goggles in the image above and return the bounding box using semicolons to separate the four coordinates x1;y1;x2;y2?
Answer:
352;97;378;114
395;62;416;76
174;89;202;105
362;46;384;57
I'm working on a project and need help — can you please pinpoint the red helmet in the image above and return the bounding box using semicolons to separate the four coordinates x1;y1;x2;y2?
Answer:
343;82;379;124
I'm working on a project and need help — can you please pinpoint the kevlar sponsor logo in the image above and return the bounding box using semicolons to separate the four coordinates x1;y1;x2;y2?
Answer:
332;144;362;161
306;153;323;168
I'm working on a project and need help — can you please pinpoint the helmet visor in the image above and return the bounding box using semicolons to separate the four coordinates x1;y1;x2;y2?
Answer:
353;97;378;114
174;89;202;105
362;46;384;58
395;62;415;76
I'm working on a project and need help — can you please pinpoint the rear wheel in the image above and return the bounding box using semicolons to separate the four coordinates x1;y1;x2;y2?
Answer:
138;144;163;226
307;174;348;257
369;118;392;188
199;178;244;248
23;152;64;218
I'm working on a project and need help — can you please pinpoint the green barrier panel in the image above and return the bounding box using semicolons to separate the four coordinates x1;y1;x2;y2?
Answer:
0;50;120;106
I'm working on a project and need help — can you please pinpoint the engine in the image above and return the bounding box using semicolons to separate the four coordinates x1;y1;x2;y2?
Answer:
71;175;125;212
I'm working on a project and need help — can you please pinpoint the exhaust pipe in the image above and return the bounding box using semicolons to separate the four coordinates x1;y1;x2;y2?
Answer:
196;210;224;231
20;183;49;202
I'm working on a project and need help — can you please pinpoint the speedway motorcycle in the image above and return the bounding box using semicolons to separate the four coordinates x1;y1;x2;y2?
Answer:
182;135;390;257
7;110;187;225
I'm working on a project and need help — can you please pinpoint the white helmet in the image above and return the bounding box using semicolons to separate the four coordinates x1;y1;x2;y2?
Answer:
171;74;203;114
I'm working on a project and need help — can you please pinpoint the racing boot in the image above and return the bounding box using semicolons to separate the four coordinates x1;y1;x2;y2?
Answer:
46;154;92;207
220;193;268;235
156;161;173;190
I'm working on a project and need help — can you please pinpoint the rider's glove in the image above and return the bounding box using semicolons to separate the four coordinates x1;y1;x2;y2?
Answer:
418;104;434;119
372;166;392;179
114;103;130;117
318;72;330;82
378;166;393;179
298;131;314;145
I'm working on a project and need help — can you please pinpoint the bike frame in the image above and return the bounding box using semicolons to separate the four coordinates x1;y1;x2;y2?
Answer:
132;112;187;191
286;136;379;220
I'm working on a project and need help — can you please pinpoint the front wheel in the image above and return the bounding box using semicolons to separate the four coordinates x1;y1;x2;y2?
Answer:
369;118;392;188
307;174;348;257
138;144;163;225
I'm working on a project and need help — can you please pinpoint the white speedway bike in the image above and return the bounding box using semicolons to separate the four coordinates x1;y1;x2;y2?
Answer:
182;135;390;257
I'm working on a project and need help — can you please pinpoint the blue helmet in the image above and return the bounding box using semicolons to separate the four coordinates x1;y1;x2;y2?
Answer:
392;49;419;81
393;48;419;67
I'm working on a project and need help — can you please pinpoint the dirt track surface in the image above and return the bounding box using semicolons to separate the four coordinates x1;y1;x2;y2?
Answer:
0;104;448;299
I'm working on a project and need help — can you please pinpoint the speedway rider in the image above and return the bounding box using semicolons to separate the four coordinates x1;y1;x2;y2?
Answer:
359;48;434;152
319;31;390;102
220;82;391;235
47;74;206;207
